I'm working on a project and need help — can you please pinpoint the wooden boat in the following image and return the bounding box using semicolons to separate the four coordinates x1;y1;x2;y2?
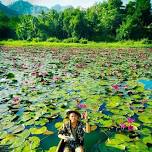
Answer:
56;139;66;152
56;140;86;152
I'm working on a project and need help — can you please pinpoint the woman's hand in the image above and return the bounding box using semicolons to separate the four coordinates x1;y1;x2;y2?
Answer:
58;134;73;142
82;111;88;121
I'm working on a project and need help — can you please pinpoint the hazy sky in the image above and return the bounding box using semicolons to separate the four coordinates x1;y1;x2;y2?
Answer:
0;0;135;8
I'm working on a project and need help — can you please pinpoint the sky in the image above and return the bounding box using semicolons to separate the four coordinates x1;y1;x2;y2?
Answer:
0;0;135;8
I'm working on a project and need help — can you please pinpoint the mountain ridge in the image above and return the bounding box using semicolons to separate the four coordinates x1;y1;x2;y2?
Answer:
0;2;18;16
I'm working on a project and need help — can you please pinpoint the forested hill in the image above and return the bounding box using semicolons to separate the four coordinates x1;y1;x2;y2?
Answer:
6;0;73;15
8;0;49;15
0;2;18;16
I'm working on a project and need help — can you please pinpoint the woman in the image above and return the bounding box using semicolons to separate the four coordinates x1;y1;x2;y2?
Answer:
58;110;90;152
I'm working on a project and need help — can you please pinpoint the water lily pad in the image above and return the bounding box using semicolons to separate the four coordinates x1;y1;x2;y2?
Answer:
8;124;25;134
22;141;31;152
98;142;123;152
10;137;25;148
0;134;15;145
107;96;121;108
35;118;49;126
138;113;152;123
6;73;15;79
17;129;30;139
0;131;7;140
0;104;9;113
24;119;35;126
142;135;152;144
30;126;47;134
127;141;149;152
55;122;63;129
48;146;57;152
28;136;40;149
106;134;130;146
140;128;151;135
101;120;113;128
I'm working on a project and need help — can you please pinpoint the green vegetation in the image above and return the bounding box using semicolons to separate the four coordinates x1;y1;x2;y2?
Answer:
0;0;151;42
0;40;152;48
0;47;152;151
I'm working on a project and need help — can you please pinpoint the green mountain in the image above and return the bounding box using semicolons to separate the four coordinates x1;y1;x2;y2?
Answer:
0;2;18;16
8;0;49;15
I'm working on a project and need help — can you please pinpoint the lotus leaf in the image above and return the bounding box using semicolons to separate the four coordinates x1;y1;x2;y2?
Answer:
30;126;47;134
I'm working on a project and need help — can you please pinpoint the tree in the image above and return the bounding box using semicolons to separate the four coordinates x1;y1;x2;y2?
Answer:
135;0;152;26
117;0;152;40
0;11;16;40
62;8;89;39
108;0;123;10
16;15;39;40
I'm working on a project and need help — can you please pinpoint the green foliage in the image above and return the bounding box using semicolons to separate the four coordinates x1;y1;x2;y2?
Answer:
16;15;39;40
0;12;16;40
79;38;88;44
0;0;152;41
63;37;79;43
47;37;60;42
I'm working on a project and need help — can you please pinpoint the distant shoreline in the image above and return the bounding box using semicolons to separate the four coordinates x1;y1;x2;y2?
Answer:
0;40;152;48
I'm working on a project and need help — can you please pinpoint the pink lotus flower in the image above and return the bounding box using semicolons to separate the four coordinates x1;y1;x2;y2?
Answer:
112;85;119;91
123;85;128;89
128;125;134;131
13;96;20;101
41;72;48;77
127;117;135;123
77;103;87;109
53;76;61;81
12;96;20;105
31;71;37;76
120;123;127;129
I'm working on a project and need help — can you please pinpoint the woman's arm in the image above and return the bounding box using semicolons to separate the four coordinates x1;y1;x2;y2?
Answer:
83;111;91;133
58;123;71;141
85;121;91;133
58;134;69;140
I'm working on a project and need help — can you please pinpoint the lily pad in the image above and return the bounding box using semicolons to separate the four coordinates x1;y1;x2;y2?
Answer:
127;141;149;152
8;124;25;134
107;96;121;108
6;73;15;79
142;135;152;144
48;146;57;152
10;137;25;148
28;136;40;149
30;126;47;134
17;129;30;139
138;113;152;124
55;122;63;129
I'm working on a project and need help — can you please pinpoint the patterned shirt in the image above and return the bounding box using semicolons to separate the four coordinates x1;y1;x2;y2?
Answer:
58;120;85;148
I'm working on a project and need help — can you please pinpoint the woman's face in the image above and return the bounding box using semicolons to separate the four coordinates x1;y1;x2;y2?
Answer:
69;112;79;123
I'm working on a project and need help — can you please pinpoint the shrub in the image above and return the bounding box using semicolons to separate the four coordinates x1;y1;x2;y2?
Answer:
140;38;152;44
79;38;88;44
63;37;79;43
32;37;43;42
47;37;60;42
7;39;14;41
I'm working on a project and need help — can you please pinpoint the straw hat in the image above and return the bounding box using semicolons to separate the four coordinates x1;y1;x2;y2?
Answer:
66;109;81;118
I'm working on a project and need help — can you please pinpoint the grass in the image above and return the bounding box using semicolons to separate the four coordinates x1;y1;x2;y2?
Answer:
0;40;152;48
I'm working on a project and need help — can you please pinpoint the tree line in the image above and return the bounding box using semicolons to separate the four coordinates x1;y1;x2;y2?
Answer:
0;0;152;42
